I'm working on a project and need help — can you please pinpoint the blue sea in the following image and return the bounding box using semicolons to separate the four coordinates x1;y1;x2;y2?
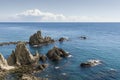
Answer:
0;22;120;80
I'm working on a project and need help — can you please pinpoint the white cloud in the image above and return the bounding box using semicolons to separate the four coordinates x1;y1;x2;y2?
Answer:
9;9;120;22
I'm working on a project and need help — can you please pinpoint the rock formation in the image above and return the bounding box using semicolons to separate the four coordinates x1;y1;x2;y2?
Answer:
21;74;48;80
7;42;39;66
39;55;47;62
80;60;101;67
34;51;47;62
29;31;54;46
46;46;69;61
0;53;14;70
79;36;87;40
59;37;69;42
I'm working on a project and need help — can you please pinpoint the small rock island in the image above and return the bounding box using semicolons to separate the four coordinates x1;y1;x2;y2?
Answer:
29;31;54;46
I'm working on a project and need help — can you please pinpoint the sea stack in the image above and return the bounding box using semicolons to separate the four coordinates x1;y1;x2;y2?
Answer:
46;46;69;61
29;31;54;46
7;42;39;66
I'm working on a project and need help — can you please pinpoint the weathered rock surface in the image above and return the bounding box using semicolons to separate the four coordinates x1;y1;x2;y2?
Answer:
59;37;69;42
80;60;101;67
7;42;39;66
0;53;14;70
39;55;47;62
33;51;47;63
46;46;69;61
29;31;54;46
21;74;48;80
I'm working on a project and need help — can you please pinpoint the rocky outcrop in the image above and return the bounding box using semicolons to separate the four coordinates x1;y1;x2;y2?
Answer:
59;37;69;42
7;42;39;66
0;41;29;46
79;36;87;40
36;64;48;70
21;74;48;80
80;60;101;67
34;51;47;62
46;46;69;61
39;55;47;62
0;53;14;70
29;31;54;46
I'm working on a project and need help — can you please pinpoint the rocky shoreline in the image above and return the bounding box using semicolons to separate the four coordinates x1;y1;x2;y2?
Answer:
0;31;70;80
0;41;69;80
0;30;94;80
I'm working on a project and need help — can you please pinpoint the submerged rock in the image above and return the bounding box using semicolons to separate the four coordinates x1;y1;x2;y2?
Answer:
29;31;54;46
79;36;87;40
80;60;101;67
7;42;39;66
46;46;69;61
0;53;14;70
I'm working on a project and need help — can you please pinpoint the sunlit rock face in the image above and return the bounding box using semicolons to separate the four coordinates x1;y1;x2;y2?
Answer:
7;42;38;66
0;53;14;70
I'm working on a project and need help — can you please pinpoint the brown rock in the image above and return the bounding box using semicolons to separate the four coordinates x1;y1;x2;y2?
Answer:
39;55;47;62
7;42;38;66
29;31;54;46
21;74;48;80
46;46;69;61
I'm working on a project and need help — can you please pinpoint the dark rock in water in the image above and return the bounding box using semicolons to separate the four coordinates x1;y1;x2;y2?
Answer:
80;60;101;67
46;46;69;61
36;64;48;70
21;74;48;80
29;31;54;46
59;37;69;42
79;36;87;40
40;55;47;62
7;42;39;66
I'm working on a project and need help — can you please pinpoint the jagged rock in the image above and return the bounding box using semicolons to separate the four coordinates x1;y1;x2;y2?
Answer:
0;53;14;70
7;42;39;66
46;46;69;61
33;51;40;64
40;55;47;62
80;60;101;67
21;74;48;80
59;37;69;42
33;51;47;62
29;31;54;46
36;64;48;70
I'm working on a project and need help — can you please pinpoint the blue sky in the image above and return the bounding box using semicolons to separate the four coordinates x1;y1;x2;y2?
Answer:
0;0;120;22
